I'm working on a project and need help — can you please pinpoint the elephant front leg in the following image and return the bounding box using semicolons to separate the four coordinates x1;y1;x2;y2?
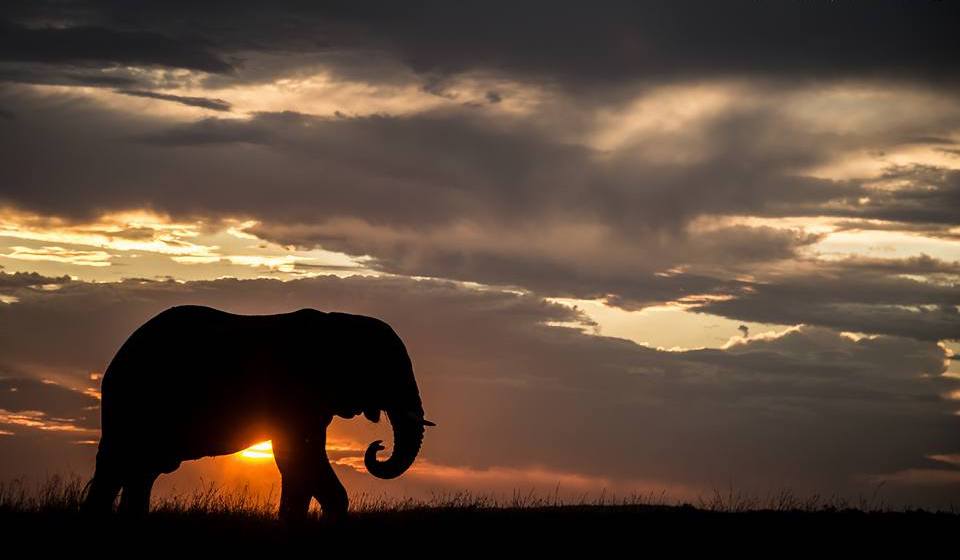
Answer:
303;427;348;520
278;475;312;522
118;470;159;516
273;429;349;522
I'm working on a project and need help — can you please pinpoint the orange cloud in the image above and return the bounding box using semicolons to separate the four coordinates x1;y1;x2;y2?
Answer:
2;246;113;267
0;409;96;435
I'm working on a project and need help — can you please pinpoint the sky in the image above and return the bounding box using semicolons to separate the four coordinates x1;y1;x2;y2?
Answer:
1;1;959;509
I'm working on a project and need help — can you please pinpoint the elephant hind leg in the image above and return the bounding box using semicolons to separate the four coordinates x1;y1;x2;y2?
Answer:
81;445;122;514
274;436;312;522
82;468;122;514
118;470;159;516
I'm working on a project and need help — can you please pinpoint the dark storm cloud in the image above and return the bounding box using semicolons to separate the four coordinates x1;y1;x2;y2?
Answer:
0;273;956;504
0;90;828;307
826;254;960;276
831;166;960;226
1;86;957;340
710;299;958;343
0;270;72;290
1;1;958;89
832;220;960;242
114;90;232;112
0;65;142;88
314;228;823;310
0;90;859;229
0;19;232;74
693;259;960;341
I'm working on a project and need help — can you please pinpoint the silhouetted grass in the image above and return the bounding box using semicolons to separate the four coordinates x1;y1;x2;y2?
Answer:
2;475;957;552
0;474;940;515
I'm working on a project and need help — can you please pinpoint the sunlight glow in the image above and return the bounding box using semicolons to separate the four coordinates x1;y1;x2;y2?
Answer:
0;208;218;257
238;440;274;460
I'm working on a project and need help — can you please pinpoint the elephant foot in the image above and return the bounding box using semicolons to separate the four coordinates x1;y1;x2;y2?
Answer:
278;500;311;525
316;484;349;523
321;505;349;524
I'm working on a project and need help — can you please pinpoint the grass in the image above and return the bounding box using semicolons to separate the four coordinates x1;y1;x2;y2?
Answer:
0;475;941;515
2;475;958;551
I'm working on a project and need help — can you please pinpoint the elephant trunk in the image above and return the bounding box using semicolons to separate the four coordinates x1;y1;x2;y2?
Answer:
363;408;424;480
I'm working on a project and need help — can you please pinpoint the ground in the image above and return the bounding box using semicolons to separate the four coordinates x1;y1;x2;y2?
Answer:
3;499;958;554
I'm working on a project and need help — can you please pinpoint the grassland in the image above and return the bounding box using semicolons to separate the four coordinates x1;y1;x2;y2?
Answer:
2;475;957;553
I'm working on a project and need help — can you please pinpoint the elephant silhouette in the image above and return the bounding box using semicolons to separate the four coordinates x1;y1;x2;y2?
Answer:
81;305;434;520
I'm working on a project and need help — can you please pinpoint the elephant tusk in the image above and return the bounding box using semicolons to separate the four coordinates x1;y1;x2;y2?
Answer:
403;410;436;426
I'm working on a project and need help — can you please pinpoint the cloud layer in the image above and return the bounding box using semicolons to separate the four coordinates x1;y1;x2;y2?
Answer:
3;2;959;87
2;82;957;341
1;274;957;504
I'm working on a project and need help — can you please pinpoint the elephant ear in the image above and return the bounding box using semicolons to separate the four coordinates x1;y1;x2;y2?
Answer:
364;409;381;423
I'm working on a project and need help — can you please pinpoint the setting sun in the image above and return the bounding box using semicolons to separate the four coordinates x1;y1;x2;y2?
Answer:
238;441;274;461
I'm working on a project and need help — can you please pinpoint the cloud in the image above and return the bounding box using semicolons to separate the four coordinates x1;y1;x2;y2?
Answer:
0;376;102;478
0;377;99;432
0;64;144;88
115;89;232;112
0;270;72;290
10;80;954;234
692;258;960;341
0;273;956;505
0;19;232;74
836;166;960;226
1;84;956;340
2;245;113;267
2;2;958;90
0;90;854;257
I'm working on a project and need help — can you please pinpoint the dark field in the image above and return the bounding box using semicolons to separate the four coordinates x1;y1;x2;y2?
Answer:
2;476;957;552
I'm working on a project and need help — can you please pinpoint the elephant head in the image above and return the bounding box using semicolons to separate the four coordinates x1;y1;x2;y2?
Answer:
357;323;435;480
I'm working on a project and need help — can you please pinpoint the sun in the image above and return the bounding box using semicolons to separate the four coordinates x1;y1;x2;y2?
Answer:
238;440;274;460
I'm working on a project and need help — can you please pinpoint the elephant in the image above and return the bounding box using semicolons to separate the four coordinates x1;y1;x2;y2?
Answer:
81;305;434;520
